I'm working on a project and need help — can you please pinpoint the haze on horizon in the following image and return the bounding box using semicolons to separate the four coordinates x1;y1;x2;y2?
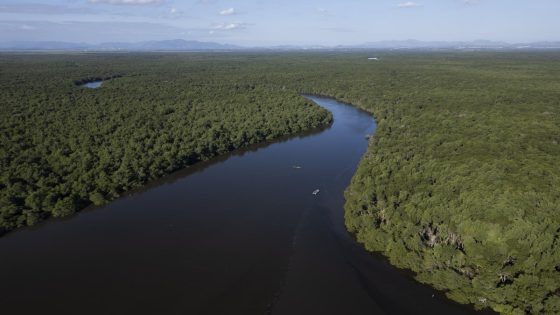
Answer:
0;0;559;46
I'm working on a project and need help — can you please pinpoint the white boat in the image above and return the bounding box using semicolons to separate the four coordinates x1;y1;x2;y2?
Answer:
292;165;302;169
312;189;320;195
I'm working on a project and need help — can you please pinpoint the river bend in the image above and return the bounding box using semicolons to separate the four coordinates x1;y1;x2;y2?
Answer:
0;96;489;315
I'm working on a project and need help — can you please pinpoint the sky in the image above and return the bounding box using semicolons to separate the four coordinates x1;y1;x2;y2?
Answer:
0;0;559;46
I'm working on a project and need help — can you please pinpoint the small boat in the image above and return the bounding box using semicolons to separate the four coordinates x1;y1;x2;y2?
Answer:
312;189;320;195
292;165;302;169
365;134;371;139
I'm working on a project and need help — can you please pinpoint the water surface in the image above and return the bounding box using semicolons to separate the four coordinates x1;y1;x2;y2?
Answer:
0;96;492;315
83;80;102;88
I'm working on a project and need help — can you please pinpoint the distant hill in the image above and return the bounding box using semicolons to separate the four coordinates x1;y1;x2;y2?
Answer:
0;39;241;51
350;39;510;49
0;41;91;51
344;39;560;50
97;39;241;51
1;39;559;51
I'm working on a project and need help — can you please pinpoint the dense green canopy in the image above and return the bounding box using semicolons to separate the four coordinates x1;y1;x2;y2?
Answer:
0;53;332;230
307;53;560;315
1;52;559;314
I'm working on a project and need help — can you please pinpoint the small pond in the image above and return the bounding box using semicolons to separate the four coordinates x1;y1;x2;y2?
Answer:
82;80;103;89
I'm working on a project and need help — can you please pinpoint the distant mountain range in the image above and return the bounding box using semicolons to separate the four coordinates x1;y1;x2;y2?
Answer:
1;39;559;51
343;40;560;50
0;39;241;51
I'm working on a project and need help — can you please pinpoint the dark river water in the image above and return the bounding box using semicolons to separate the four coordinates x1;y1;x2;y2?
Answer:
0;96;493;315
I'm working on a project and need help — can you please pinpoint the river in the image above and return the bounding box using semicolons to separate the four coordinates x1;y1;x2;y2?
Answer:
0;96;492;315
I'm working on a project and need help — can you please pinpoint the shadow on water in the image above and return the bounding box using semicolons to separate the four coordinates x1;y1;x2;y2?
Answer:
121;124;331;196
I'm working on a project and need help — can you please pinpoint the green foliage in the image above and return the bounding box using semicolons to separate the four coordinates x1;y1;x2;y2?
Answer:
89;192;106;206
1;51;559;314
326;52;560;314
52;196;77;218
0;53;332;230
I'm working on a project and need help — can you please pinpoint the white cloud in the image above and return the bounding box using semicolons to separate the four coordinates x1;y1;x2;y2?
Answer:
219;8;236;16
397;2;421;8
88;0;164;5
163;7;189;19
463;0;479;4
213;22;245;30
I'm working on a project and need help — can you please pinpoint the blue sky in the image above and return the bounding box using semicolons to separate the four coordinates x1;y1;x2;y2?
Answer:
0;0;558;46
